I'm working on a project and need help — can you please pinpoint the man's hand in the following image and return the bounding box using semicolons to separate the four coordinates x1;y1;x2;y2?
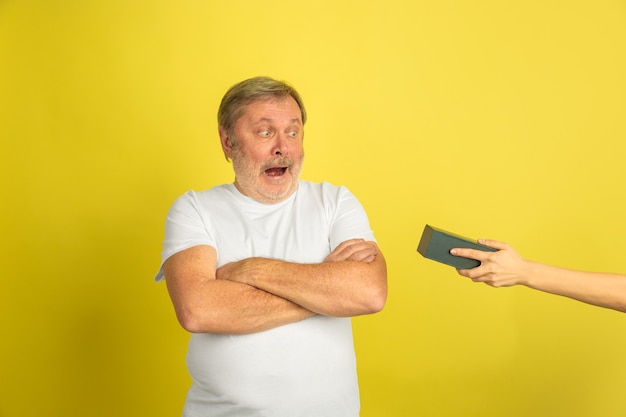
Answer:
324;238;379;263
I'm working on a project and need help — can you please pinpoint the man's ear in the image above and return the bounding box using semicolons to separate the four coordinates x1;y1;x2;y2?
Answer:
218;126;233;160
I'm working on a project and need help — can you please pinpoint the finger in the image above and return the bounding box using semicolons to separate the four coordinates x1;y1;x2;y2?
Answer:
330;239;364;258
336;240;377;257
455;267;470;277
450;247;488;261
476;239;509;250
340;244;376;261
456;265;486;280
327;241;378;263
346;247;378;262
333;239;365;252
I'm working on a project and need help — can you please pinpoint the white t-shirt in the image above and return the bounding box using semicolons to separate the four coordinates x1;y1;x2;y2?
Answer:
156;181;376;417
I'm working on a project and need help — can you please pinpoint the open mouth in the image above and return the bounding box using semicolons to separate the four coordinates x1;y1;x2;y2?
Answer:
264;167;288;177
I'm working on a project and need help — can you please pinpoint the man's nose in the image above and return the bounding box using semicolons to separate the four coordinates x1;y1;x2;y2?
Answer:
272;134;289;156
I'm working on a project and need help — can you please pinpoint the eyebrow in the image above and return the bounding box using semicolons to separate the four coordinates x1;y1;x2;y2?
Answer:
257;117;302;124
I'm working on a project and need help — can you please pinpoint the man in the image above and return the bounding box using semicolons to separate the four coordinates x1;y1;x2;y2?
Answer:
452;239;626;312
155;76;387;416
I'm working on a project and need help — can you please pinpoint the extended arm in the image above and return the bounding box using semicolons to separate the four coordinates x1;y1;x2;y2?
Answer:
163;245;315;334
217;239;388;317
452;240;626;313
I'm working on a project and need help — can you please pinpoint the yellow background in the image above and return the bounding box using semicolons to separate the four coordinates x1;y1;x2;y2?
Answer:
1;1;625;416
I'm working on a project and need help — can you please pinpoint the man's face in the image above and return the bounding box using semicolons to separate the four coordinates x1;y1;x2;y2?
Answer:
220;96;304;204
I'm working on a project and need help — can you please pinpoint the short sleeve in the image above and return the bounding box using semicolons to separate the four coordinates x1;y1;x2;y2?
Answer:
154;191;216;282
328;185;376;251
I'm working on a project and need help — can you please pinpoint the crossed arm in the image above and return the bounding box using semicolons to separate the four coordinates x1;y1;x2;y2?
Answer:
452;240;626;313
163;239;387;334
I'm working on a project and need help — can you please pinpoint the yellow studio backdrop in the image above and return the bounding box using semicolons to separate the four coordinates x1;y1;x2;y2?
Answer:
1;1;625;416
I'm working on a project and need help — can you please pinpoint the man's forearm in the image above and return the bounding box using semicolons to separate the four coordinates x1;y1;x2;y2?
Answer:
216;255;387;317
171;278;315;334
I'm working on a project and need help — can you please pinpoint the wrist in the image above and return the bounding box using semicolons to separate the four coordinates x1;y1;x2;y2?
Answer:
521;260;539;288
